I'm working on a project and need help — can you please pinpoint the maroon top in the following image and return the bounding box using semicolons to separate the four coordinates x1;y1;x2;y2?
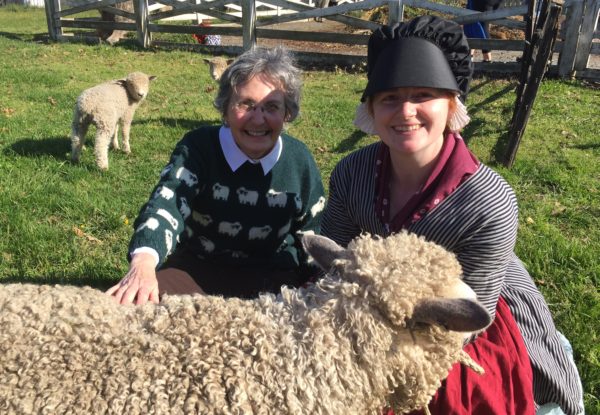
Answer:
374;132;480;231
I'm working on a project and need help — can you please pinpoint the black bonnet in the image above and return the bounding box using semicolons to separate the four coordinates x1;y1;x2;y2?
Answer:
362;15;473;102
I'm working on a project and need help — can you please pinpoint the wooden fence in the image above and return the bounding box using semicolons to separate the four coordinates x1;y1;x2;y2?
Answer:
44;0;600;80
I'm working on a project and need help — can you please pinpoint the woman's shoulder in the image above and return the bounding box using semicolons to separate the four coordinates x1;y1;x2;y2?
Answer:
455;163;518;211
468;164;516;194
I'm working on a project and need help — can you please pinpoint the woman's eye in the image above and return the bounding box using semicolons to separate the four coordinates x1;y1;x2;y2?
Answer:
413;93;434;101
380;95;399;104
264;102;283;113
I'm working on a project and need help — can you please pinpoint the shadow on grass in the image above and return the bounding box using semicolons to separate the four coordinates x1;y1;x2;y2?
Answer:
6;136;70;159
332;130;368;154
5;119;214;159
135;118;216;131
570;142;600;150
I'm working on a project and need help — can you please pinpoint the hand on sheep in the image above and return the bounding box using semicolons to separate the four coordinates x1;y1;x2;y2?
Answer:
106;252;159;305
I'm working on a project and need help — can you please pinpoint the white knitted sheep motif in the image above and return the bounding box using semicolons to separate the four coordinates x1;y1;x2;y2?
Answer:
70;72;156;170
0;232;490;414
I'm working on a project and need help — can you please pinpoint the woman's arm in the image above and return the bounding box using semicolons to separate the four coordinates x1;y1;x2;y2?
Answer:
108;134;206;304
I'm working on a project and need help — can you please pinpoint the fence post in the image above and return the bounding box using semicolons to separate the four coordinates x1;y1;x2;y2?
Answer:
43;0;62;40
573;0;600;70
242;0;257;50
504;1;563;167
388;0;404;25
558;0;585;77
134;0;151;48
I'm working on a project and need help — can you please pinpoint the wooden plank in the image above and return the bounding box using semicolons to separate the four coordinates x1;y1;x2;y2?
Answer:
558;0;585;76
255;27;368;43
451;4;528;24
574;0;600;70
58;0;120;17
467;38;524;51
256;0;381;30
574;67;600;79
505;2;562;167
150;0;233;20
153;7;241;23
98;5;135;19
134;0;151;47
242;0;256;49
152;40;244;55
406;0;525;28
150;22;242;34
60;19;136;30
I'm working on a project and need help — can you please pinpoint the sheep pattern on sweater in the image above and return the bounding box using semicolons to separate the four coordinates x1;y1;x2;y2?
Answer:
0;232;489;414
70;72;156;170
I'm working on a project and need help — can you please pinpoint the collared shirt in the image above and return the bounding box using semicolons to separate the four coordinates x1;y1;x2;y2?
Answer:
219;126;282;175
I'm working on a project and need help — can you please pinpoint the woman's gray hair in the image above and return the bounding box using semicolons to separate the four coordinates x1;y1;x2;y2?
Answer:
214;46;302;122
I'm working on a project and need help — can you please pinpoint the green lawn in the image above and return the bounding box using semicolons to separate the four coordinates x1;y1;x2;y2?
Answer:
0;5;599;412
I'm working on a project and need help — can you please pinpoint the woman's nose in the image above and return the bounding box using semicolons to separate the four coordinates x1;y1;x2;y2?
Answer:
248;106;267;122
399;100;417;118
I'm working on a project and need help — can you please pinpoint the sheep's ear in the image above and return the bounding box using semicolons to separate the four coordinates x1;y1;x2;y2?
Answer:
301;234;350;271
226;58;234;65
410;298;491;332
149;75;157;81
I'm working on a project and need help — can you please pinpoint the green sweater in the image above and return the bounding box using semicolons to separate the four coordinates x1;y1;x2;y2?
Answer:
129;126;325;270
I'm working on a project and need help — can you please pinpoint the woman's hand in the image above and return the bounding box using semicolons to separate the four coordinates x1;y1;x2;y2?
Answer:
106;252;160;305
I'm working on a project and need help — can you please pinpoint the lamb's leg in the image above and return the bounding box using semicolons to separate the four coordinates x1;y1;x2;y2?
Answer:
94;126;115;170
111;123;120;150
121;111;134;155
71;116;89;163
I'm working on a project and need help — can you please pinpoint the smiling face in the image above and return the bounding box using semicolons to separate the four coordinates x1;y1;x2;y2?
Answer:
224;73;287;160
370;87;453;163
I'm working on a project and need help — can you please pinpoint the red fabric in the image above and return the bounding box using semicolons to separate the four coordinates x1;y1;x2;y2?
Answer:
192;22;210;44
384;297;535;415
374;132;479;230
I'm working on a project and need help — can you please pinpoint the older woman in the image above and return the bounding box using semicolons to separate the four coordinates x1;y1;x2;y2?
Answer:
321;16;583;415
108;46;325;304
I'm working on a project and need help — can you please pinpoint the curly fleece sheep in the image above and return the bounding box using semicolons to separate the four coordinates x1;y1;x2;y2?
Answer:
0;232;490;414
70;72;156;170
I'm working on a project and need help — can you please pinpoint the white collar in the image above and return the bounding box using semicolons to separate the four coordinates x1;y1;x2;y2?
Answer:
219;126;282;175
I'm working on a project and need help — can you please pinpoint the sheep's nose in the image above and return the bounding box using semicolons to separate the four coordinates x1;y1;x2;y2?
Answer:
137;93;145;99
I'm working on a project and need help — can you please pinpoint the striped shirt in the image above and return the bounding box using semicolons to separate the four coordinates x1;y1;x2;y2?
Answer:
321;142;583;415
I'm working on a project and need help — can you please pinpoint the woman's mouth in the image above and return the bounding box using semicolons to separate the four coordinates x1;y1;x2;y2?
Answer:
393;124;421;132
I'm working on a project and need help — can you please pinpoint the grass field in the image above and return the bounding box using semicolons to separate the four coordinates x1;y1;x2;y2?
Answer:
0;5;598;412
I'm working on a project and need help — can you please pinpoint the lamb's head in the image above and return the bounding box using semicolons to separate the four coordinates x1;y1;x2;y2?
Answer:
121;72;157;102
203;57;233;81
303;232;491;334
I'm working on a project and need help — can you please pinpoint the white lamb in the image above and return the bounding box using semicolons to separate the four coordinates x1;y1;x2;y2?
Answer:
0;232;490;414
70;72;156;170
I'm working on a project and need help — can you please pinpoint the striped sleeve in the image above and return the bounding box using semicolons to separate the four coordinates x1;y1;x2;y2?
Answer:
322;143;384;247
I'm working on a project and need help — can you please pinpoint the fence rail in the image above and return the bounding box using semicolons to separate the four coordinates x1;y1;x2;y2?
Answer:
43;0;600;79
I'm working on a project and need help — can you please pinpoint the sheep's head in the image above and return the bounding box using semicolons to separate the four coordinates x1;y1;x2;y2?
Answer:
203;57;233;81
122;72;157;102
302;232;490;333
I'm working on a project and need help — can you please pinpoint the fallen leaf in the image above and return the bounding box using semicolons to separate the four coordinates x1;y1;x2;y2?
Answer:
48;96;57;106
2;107;16;117
72;226;102;243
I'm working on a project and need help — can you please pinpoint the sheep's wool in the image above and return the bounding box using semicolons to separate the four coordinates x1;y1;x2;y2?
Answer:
0;232;483;414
